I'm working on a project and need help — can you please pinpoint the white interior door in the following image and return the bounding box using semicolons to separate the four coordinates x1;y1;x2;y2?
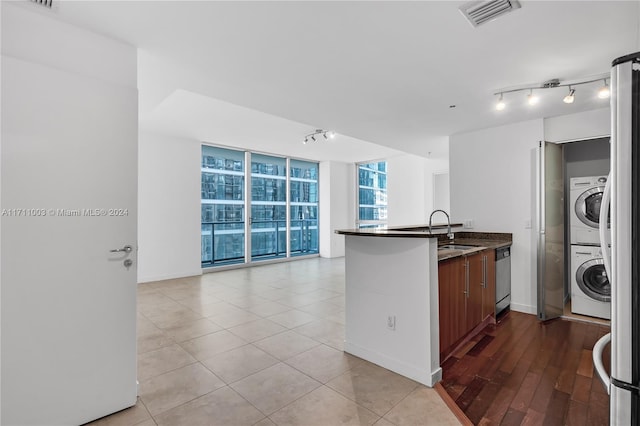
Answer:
1;53;138;424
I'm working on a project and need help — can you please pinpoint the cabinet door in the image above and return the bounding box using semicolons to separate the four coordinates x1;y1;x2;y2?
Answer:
465;252;484;334
482;249;496;320
438;257;465;357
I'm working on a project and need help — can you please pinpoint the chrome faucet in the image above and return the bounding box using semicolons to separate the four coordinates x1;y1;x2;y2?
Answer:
428;209;454;240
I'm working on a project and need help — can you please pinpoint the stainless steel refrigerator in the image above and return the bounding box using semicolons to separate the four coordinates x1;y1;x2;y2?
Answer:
594;51;640;425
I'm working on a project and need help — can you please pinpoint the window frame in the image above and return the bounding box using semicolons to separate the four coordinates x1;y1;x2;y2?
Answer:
355;159;388;229
201;143;320;268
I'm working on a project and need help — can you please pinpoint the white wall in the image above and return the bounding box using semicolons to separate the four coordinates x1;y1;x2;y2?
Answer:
1;4;135;88
450;119;544;314
386;154;449;227
387;154;426;226
424;158;450;218
138;132;202;282
319;161;355;258
544;108;610;142
433;172;450;212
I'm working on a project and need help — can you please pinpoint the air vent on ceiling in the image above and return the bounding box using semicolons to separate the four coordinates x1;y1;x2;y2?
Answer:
459;0;521;27
29;0;54;9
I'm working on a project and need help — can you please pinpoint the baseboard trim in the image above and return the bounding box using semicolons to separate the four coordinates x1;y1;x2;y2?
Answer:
137;270;202;283
344;341;441;387
510;302;537;315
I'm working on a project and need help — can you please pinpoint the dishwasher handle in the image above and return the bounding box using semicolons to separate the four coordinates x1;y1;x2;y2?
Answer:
495;246;510;261
593;332;611;395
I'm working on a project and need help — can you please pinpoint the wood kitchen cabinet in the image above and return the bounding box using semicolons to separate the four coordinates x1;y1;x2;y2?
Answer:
482;249;496;320
465;252;484;334
438;256;465;355
438;248;497;361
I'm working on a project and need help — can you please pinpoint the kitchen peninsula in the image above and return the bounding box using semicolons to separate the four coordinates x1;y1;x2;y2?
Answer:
335;226;512;387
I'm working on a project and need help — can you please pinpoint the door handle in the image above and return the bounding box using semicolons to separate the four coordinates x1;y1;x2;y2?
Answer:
110;245;133;254
593;332;611;394
599;173;612;277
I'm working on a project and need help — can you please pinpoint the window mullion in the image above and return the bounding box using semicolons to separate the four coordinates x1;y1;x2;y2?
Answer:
244;151;251;264
286;157;291;258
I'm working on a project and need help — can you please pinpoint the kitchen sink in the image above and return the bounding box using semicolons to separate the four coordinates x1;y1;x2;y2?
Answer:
438;244;477;250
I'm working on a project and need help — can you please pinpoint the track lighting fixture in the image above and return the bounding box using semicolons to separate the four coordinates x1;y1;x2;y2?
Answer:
302;129;337;144
598;79;610;99
563;87;575;104
493;75;610;111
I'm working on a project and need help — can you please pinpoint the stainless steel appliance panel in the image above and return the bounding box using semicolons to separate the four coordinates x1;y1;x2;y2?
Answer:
495;246;511;315
593;51;640;425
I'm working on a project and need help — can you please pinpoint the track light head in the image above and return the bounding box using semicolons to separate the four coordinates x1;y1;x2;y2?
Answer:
323;132;328;140
327;131;336;139
495;93;506;111
598;79;610;99
527;90;539;106
311;135;316;142
563;87;575;104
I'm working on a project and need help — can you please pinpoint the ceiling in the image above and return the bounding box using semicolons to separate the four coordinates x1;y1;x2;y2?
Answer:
19;1;640;161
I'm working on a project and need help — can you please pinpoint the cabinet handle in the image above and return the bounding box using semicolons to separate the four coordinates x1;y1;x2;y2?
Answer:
482;255;486;288
464;260;469;297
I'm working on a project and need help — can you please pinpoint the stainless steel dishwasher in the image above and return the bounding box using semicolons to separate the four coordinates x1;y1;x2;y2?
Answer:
495;246;511;316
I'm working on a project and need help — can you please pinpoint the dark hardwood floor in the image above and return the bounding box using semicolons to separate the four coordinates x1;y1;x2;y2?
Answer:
440;311;611;425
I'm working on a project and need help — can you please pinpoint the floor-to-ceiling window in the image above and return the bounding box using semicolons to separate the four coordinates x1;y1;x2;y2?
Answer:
290;160;319;256
250;154;287;261
201;146;246;266
356;160;387;228
202;145;319;267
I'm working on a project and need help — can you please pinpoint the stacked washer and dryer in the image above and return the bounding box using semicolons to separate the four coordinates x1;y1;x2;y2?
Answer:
569;176;611;319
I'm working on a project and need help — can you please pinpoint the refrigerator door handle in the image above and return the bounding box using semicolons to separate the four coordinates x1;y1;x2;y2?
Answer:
599;173;612;273
593;332;611;395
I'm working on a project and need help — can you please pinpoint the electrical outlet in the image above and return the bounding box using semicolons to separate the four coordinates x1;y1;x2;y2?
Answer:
387;315;396;331
464;219;474;229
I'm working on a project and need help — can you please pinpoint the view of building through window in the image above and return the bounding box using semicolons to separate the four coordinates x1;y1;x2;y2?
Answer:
290;159;319;256
201;145;246;265
251;154;287;260
201;145;319;267
357;161;387;228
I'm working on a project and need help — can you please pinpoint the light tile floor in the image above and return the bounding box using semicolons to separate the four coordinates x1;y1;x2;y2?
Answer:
88;257;460;426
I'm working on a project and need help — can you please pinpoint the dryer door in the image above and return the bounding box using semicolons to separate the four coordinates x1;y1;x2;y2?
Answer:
576;258;611;302
575;187;607;228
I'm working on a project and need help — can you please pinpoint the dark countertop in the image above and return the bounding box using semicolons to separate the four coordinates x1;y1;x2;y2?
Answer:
436;232;512;261
335;223;464;238
335;226;512;262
